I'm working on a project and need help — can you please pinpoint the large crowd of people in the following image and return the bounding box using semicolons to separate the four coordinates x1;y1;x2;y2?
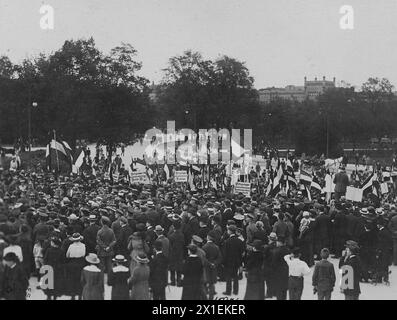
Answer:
0;147;396;300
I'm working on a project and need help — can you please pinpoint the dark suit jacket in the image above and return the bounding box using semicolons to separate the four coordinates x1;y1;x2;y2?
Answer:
222;234;244;268
83;224;100;254
314;214;331;241
312;259;336;291
339;255;361;295
333;172;349;193
149;252;169;288
2;264;29;300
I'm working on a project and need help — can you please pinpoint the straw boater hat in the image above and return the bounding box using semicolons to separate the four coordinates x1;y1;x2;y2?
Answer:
113;255;127;263
85;253;100;264
71;233;83;242
134;253;149;264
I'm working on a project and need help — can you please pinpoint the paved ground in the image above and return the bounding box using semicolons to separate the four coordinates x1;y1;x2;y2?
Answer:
27;259;396;300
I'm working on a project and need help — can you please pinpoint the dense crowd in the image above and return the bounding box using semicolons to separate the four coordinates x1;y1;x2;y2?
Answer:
0;150;396;301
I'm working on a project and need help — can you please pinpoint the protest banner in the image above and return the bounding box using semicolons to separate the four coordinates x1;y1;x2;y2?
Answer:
131;172;150;184
234;181;251;197
174;170;188;182
345;186;363;202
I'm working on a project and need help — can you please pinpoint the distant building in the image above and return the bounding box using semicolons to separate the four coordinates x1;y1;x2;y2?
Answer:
258;76;336;103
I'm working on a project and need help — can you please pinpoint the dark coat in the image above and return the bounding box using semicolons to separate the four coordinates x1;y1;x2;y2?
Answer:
312;259;336;292
168;229;185;271
244;250;264;300
345;214;364;242
270;245;290;293
82;224;100;254
81;265;104;300
376;227;393;267
222;234;245;269
202;241;222;284
43;246;65;296
149;252;169;289
108;265;130;300
182;255;203;300
313;214;331;242
183;216;200;245
2;263;29;300
339;255;362;296
117;225;133;257
333;172;349;193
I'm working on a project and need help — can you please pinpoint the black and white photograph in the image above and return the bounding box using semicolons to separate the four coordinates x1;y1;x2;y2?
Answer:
0;0;396;305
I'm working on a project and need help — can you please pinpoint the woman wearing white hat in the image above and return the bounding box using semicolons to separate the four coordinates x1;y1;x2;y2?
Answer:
129;253;150;300
81;253;104;300
64;233;86;299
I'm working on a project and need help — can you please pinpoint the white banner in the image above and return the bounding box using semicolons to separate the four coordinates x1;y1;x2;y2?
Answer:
131;172;150;184
174;170;188;183
345;186;363;202
234;182;251;197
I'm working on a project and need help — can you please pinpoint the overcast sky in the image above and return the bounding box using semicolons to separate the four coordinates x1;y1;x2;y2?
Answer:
0;0;396;89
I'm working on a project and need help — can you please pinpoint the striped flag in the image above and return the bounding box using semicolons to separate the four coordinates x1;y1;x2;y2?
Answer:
300;169;313;184
360;173;375;192
268;164;284;197
46;139;73;171
310;175;322;191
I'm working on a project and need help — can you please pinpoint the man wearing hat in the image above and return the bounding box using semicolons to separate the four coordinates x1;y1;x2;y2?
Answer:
96;217;117;274
116;216;133;257
82;215;100;254
32;210;50;242
339;240;362;300
149;240;169;300
222;224;245;296
333;167;349;201
1;252;29;300
203;231;222;300
154;225;169;258
108;255;130;300
183;209;200;247
181;244;203;300
375;217;393;284
388;211;397;265
168;218;185;287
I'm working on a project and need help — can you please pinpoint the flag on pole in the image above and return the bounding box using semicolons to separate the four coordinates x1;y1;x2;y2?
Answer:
164;164;170;180
310;175;322;191
45;139;73;171
300;169;313;184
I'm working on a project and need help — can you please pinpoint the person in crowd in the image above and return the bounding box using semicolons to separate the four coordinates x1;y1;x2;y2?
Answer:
244;240;264;300
374;217;393;284
333;167;349;201
339;240;362;300
64;233;86;300
202;231;222;300
129;253;150;300
222;224;245;296
1;252;29;300
149;240;168;300
270;236;290;300
168;218;185;287
96;216;116;274
108;254;130;300
312;248;336;300
182;244;203;300
43;237;64;300
284;247;311;300
81;253;104;300
389;211;397;266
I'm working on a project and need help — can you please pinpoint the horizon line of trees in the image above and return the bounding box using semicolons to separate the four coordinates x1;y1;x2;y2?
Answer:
0;37;396;157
